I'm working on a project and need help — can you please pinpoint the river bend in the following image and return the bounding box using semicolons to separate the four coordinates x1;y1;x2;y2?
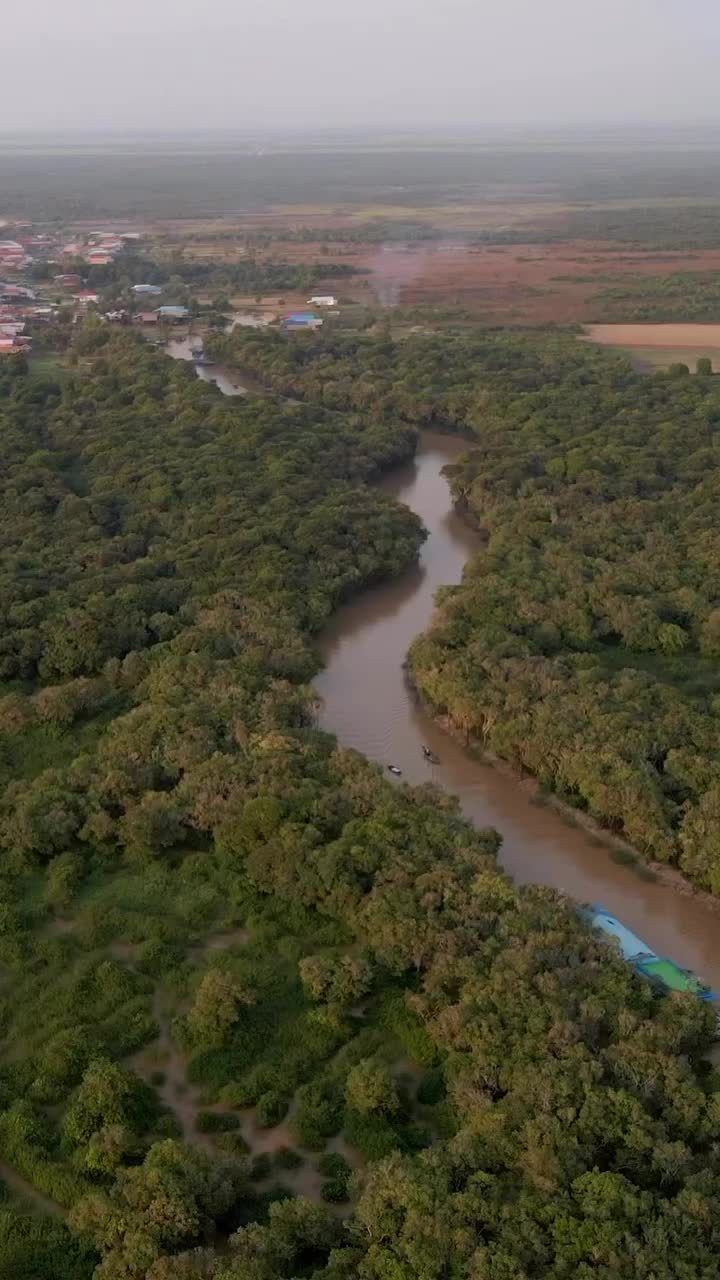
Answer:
167;342;720;993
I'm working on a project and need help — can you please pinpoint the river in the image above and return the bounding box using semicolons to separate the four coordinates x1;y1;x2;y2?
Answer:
317;432;720;994
166;345;720;994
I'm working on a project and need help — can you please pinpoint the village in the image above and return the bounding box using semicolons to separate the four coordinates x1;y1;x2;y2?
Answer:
0;218;340;356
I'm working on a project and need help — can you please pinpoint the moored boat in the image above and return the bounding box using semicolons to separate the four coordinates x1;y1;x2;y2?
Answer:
586;905;718;1003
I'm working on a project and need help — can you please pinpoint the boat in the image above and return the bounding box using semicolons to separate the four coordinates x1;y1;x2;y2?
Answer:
387;765;402;776
586;906;718;1003
422;746;440;764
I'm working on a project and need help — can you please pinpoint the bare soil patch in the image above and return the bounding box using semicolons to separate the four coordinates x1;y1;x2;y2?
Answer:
231;240;720;322
583;323;720;369
584;323;720;349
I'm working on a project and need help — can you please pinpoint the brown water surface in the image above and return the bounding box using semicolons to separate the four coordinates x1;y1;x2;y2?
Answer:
167;337;266;397
316;433;720;993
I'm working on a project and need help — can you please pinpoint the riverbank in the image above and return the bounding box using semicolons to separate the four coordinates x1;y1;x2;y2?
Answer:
315;430;720;994
162;341;720;988
405;478;720;911
416;689;720;916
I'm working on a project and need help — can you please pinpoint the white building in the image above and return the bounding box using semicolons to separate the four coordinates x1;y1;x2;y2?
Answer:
307;295;337;307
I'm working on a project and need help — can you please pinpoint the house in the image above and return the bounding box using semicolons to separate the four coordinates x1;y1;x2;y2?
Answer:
73;290;99;306
283;312;323;331
135;311;159;325
307;295;337;307
0;334;29;353
132;284;163;295
86;252;113;266
54;273;82;288
0;284;35;301
156;305;190;321
0;242;29;269
0;321;25;336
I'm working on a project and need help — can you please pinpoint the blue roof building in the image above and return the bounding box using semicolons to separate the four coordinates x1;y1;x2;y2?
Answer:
283;312;322;330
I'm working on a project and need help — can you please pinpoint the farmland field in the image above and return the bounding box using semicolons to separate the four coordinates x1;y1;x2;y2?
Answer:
583;322;720;368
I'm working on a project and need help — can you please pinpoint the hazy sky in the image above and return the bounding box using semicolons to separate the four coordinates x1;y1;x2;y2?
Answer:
5;0;720;133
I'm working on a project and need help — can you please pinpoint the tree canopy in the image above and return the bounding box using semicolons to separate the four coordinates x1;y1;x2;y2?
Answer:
2;330;720;1279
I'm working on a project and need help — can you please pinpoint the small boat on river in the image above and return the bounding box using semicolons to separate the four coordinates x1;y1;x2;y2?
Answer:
387;765;402;776
587;905;718;1003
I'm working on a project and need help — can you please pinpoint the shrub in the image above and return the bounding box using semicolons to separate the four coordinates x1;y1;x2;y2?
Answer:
216;1131;251;1156
345;1058;398;1116
263;1182;294;1205
196;1109;241;1133
344;1110;401;1161
250;1153;272;1181
138;939;184;978
381;993;438;1066
402;1120;432;1151
255;1091;289;1128
290;1079;343;1150
416;1067;445;1106
274;1146;303;1170
218;1080;257;1108
317;1152;351;1180
320;1177;349;1203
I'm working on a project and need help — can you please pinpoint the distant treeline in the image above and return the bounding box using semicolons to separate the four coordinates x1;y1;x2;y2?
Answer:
470;204;720;250
9;145;720;217
590;270;720;321
33;251;361;297
248;220;444;244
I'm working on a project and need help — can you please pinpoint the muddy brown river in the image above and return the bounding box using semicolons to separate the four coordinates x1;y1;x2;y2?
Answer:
316;432;720;993
166;344;720;994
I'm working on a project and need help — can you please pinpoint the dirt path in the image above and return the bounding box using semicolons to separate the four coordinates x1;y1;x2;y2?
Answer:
188;925;249;963
129;987;219;1152
127;925;251;1153
0;1161;65;1218
238;1097;363;1210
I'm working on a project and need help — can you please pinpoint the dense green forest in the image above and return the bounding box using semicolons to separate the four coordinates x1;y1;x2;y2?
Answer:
591;270;720;321
211;323;720;891
4;331;720;1279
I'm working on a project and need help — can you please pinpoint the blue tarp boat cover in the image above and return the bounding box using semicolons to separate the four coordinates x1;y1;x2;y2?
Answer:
588;907;657;963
